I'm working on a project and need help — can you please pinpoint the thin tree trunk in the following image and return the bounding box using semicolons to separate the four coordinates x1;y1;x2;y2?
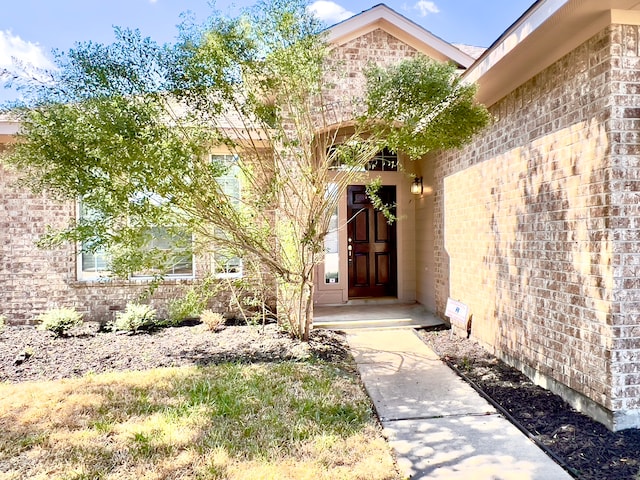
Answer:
277;276;314;340
302;280;314;341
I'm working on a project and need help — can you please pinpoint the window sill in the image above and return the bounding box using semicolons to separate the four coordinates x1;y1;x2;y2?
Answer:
70;276;196;288
214;273;243;280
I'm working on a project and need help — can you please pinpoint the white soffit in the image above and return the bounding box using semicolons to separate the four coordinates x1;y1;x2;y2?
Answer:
326;4;475;68
465;0;640;106
464;0;568;85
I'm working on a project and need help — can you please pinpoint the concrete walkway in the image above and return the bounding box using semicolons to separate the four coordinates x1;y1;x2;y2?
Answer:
347;329;573;480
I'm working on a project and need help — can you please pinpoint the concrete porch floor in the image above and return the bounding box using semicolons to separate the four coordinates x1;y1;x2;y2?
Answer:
313;302;445;330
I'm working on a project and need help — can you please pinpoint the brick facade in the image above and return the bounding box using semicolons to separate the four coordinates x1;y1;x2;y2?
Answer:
423;25;640;430
0;28;418;326
0;160;215;324
322;29;418;122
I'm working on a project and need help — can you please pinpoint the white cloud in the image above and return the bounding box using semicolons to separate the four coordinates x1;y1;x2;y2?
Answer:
0;30;54;73
308;1;354;24
414;1;440;17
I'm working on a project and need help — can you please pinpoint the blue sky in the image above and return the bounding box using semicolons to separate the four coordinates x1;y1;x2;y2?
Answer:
0;1;533;102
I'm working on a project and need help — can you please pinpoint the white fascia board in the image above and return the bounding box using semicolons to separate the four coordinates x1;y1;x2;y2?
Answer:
0;122;20;135
463;0;569;84
327;4;475;68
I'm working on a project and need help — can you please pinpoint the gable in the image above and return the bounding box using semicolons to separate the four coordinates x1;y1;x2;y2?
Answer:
320;28;424;127
327;4;473;68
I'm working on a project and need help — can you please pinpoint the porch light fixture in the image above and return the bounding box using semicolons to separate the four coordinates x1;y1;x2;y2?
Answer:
411;177;423;195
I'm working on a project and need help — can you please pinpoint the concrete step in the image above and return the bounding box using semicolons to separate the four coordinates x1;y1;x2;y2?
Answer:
313;303;445;331
315;317;441;330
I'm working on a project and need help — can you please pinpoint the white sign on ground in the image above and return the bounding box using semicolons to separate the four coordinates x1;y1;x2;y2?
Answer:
445;298;468;327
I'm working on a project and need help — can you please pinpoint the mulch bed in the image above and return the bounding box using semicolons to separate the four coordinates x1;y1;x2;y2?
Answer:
419;328;640;480
0;322;352;384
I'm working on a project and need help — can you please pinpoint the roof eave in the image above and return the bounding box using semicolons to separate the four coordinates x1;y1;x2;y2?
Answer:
463;0;640;106
0;121;20;136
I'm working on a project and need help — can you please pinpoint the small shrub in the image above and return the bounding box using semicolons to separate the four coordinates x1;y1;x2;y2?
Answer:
0;315;6;333
201;310;225;332
37;308;83;336
167;289;205;325
111;303;158;333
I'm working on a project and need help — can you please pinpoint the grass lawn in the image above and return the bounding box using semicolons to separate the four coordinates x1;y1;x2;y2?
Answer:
0;360;401;479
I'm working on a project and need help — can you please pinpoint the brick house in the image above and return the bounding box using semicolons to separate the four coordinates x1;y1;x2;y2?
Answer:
2;0;640;430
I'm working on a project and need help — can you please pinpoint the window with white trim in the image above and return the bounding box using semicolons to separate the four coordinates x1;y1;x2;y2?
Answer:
329;146;398;172
211;154;243;278
130;227;194;278
77;201;109;280
324;183;339;284
77;203;194;281
80;244;109;276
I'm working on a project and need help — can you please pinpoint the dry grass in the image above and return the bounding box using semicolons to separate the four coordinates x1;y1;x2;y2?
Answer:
0;362;400;480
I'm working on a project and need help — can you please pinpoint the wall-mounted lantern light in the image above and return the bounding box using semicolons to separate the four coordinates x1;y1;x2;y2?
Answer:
411;176;423;195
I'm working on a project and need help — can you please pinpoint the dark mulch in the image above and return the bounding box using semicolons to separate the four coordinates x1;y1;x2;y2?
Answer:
419;328;640;480
0;322;352;384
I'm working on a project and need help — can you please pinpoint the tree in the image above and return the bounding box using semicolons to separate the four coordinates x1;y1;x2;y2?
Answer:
1;0;490;340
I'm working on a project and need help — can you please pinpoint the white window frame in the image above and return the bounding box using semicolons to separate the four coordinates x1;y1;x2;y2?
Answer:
211;154;244;279
129;227;195;280
324;182;340;284
76;202;195;282
76;202;110;281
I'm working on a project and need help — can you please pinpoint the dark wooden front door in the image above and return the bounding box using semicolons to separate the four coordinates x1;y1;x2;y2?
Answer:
347;185;397;298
